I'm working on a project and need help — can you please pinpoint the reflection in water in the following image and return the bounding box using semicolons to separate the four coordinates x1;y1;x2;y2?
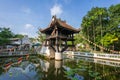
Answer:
0;61;36;80
64;57;120;80
39;60;67;80
0;56;119;80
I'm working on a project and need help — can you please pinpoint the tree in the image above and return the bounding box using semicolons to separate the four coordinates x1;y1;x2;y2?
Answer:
14;34;24;39
0;27;14;46
37;31;46;43
108;4;120;51
81;4;120;52
81;7;109;50
100;33;116;47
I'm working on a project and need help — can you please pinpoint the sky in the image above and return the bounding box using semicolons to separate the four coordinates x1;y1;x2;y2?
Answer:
0;0;120;38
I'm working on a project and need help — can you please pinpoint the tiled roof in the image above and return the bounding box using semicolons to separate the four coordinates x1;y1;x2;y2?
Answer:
40;16;80;33
57;19;80;32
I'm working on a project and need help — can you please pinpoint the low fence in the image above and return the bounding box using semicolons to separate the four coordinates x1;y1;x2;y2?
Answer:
64;51;120;61
0;51;30;57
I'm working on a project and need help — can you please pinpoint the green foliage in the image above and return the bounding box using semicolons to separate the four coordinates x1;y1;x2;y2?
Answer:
29;37;36;43
100;33;117;47
0;27;14;45
81;4;120;51
37;31;46;43
74;33;84;45
64;69;82;80
88;70;101;80
0;67;4;75
14;34;24;39
81;7;108;43
0;27;14;38
64;60;103;80
67;41;72;45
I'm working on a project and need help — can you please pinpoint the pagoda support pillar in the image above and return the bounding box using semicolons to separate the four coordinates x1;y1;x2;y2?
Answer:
55;52;63;60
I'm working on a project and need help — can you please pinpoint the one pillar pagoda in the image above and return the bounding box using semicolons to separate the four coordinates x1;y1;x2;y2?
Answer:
40;16;80;60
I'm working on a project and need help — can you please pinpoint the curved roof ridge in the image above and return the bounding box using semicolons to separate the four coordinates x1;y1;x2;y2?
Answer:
56;19;80;32
40;16;80;33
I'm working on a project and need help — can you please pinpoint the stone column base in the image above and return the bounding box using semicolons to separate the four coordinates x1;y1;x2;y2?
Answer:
55;52;63;60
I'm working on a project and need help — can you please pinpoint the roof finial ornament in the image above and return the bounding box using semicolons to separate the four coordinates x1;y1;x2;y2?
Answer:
52;15;56;21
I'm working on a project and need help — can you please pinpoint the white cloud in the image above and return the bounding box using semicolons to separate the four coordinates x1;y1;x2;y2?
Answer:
19;24;37;38
50;4;63;16
22;7;31;14
24;24;34;29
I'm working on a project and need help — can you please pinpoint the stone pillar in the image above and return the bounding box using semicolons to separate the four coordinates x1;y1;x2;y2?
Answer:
46;47;50;57
55;52;63;60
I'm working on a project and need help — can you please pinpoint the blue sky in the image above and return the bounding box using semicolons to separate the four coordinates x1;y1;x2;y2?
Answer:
0;0;120;38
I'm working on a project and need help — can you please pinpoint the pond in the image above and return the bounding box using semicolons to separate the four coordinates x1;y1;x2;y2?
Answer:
0;55;119;80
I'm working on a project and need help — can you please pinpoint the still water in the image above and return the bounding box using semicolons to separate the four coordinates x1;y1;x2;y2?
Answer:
0;55;120;80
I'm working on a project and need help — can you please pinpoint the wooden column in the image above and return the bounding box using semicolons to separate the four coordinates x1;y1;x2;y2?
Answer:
55;26;59;52
72;34;74;51
65;40;67;46
72;34;74;46
45;40;47;46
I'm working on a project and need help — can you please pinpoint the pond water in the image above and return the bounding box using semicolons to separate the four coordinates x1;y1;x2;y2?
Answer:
0;55;120;80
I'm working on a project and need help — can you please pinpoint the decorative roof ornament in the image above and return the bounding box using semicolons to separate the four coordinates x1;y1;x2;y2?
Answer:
52;15;56;21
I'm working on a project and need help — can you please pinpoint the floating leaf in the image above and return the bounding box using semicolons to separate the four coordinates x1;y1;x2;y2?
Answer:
9;72;12;77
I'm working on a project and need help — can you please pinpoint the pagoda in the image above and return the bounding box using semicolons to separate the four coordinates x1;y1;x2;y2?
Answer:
40;16;80;60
